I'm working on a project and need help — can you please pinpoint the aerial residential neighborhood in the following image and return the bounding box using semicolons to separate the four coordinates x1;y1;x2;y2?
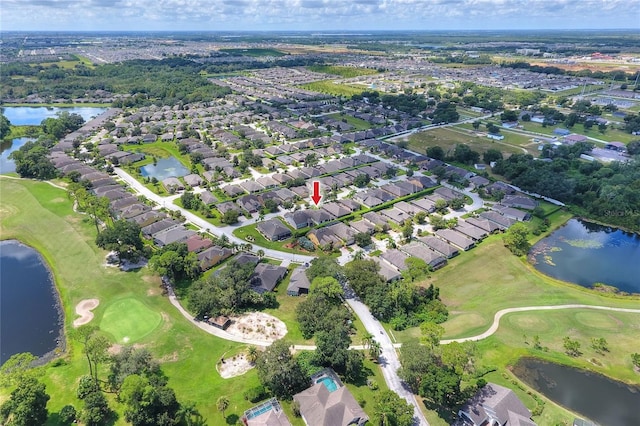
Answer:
1;4;640;426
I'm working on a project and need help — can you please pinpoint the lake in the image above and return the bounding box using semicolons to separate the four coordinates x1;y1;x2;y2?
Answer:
1;106;108;126
0;240;63;365
513;357;640;426
530;218;640;293
0;137;35;174
140;156;189;180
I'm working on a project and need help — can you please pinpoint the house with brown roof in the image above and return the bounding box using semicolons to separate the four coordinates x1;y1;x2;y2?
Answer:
197;246;233;271
293;370;368;426
457;383;536;426
185;235;213;253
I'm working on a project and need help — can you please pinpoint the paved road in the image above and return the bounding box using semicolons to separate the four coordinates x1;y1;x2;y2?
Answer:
113;168;315;264
346;298;430;426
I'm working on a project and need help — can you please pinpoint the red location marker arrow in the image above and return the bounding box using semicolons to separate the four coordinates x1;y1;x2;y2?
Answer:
311;181;322;205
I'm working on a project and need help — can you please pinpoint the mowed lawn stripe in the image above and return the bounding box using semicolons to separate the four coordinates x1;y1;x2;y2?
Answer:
100;298;162;343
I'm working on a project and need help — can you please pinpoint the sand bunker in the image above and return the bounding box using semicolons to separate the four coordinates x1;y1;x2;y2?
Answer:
224;312;287;342
218;352;255;378
73;299;99;327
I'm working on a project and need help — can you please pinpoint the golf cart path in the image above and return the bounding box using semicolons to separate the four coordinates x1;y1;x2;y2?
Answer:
440;304;640;344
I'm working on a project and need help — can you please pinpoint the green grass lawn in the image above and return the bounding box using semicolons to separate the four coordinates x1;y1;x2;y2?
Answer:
299;81;366;97
324;113;373;131
100;298;163;343
519;120;637;144
232;221;315;255
307;65;379;78
0;178;263;424
408;127;531;158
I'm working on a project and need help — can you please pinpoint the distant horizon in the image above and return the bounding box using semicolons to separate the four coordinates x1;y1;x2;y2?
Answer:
2;0;638;33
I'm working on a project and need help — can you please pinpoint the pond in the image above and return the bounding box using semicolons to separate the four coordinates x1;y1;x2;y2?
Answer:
0;137;35;174
529;218;640;293
139;156;189;180
513;357;640;426
0;240;63;365
1;106;108;125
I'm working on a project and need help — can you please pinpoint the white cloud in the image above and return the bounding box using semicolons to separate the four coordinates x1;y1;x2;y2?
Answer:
1;0;638;30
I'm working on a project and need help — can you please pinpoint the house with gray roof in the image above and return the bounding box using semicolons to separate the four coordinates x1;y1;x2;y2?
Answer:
153;227;196;247
409;197;436;213
418;236;459;258
284;211;312;230
362;211;389;229
287;266;311;296
349;219;375;235
381;249;409;271
400;243;447;270
251;263;288;294
240;180;265;194
162;177;184;192
457;383;536;426
257;218;292;242
480;211;515;230
380;207;410;225
466;217;502;234
321;202;351;219
501;195;538;211
455;220;488;241
372;259;403;282
128;210;165;228
436;229;475;251
183;174;202;187
325;222;356;246
293;370;368;426
222;184;246;197
492;205;531;222
200;191;218;206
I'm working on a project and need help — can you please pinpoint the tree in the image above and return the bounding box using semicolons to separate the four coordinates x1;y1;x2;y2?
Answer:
108;346;163;395
0;114;12;139
314;324;350;372
150;242;201;281
216;396;229;419
500;110;518;122
372;390;414;426
420;321;444;350
96;220;143;261
353;173;371;188
120;374;181;426
310;276;344;301
255;339;309;399
256;249;265;259
627;140;640;155
0;377;49;426
426;146;445;160
401;221;414;242
180;191;201;210
355;232;373;248
9;140;57;180
221;209;240;225
81;389;111;426
472;121;481;130
563;336;582;357
0;352;37;387
59;405;77;425
402;257;430;282
598;122;607;133
414;211;427;224
448;197;465;211
369;340;382;361
434;199;449;214
306;257;344;283
631;353;640;369
429;214;447;230
502;222;531;256
591;337;609;354
483;148;503;164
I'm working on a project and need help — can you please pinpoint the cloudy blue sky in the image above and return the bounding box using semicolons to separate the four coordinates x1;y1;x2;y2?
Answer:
2;0;638;32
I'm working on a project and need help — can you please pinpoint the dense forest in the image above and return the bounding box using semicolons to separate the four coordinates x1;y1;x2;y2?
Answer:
493;149;640;232
501;61;639;83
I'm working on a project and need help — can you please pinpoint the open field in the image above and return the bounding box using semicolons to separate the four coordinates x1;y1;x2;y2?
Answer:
393;231;640;343
307;65;379;78
518;120;638;144
325;112;373;131
407;126;535;158
299;81;366;97
218;48;286;57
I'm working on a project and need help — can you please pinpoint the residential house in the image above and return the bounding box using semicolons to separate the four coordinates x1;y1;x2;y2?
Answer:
501;195;538;210
380;208;410;225
162;177;184;192
293;370;368;426
479;211;515;230
308;227;342;249
436;229;475;251
457;383;536;426
237;195;263;214
208;316;231;331
200;191;218;206
325;222;356;246
251;263;288;294
349;219;375;235
241;398;292;426
409;198;436;213
141;218;179;237
362;211;389;229
183;174;202;187
287;266;311;296
307;209;333;226
233;252;260;267
153;227;196;247
418;236;459;259
185;235;213;253
400;243;447;270
492;205;531;222
222;184;246;197
455;220;488;241
217;201;241;215
435;187;464;201
284;211;312;230
197;246;233;271
128;210;165;228
321;202;351;219
373;259;403;282
257;218;292;242
381;249;410;271
240;180;265;194
466;217;502;234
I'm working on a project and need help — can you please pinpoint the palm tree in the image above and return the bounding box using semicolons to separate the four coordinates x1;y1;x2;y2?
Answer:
247;346;258;364
369;341;382;361
257;249;265;259
361;332;374;350
216;396;230;419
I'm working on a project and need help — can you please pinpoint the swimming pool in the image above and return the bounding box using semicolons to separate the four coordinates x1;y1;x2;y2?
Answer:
316;376;339;392
245;400;274;419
